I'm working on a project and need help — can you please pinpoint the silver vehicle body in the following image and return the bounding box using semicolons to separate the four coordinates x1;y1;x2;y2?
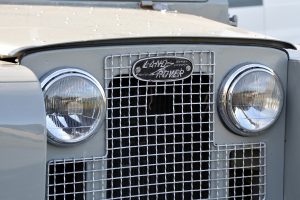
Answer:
0;1;299;200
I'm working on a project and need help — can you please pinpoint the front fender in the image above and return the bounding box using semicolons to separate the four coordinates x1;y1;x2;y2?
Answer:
0;61;46;200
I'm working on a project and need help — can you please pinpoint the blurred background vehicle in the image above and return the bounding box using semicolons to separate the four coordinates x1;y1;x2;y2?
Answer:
229;0;300;44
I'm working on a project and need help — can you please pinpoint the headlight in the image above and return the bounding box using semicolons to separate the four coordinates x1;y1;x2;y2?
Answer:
218;64;284;136
41;68;106;145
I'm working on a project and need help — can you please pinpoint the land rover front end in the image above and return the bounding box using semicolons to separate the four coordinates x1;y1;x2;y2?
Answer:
0;1;299;199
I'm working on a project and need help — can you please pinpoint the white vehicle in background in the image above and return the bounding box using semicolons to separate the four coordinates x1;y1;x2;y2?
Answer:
229;0;300;44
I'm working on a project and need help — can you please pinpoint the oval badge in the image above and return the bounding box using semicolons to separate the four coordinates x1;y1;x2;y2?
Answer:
132;56;193;82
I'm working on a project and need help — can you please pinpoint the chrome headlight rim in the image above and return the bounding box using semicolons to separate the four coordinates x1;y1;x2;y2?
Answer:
41;68;106;145
218;63;284;136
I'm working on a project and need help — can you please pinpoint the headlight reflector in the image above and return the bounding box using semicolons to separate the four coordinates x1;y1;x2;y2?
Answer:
218;64;283;136
41;69;106;144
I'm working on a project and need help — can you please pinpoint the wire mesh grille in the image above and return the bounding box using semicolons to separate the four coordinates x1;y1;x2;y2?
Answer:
47;50;266;200
105;51;213;199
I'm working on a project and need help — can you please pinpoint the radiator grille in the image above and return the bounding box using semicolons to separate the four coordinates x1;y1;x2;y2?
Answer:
105;51;213;199
47;50;266;200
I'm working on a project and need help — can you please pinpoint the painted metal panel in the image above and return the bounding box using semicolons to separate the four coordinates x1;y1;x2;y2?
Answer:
284;49;300;200
228;0;263;8
0;3;271;58
21;44;287;199
0;63;46;200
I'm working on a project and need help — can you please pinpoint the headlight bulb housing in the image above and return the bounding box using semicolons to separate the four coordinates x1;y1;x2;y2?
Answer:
41;68;106;145
218;64;284;136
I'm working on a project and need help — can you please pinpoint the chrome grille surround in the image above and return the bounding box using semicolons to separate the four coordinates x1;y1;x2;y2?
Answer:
47;50;266;200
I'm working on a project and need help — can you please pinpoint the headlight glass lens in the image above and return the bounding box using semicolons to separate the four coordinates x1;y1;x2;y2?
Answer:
219;64;283;135
42;69;106;144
